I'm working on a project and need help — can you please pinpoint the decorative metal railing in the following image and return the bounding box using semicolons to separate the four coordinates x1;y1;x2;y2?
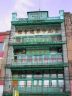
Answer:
13;86;65;93
9;34;64;45
11;54;63;66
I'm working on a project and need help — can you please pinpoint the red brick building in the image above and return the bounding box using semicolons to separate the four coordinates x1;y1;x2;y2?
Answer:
65;12;72;96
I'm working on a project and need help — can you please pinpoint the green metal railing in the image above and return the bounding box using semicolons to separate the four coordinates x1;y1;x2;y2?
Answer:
9;34;65;45
11;17;64;25
12;54;63;66
14;86;64;93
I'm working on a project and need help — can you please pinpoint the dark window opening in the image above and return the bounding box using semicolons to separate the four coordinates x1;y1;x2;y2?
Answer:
18;30;22;34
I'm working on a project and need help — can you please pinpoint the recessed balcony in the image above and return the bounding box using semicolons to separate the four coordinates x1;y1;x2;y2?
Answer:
14;86;65;94
6;53;68;68
9;34;65;45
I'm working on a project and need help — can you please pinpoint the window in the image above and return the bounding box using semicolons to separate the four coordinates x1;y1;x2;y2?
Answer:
34;75;42;79
0;43;3;51
44;74;49;78
58;74;63;78
51;74;57;78
12;74;18;78
21;74;26;78
51;80;57;87
37;29;40;33
18;81;25;87
44;80;49;87
33;80;42;86
26;75;32;78
34;80;37;86
27;81;32;87
14;56;17;61
18;30;22;34
58;80;64;87
19;74;26;78
39;80;42;86
30;29;34;34
24;30;28;33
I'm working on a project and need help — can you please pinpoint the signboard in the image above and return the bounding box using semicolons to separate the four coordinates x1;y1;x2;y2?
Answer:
13;89;19;96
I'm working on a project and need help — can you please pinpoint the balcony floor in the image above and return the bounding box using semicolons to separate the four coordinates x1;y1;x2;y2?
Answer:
3;91;70;96
6;62;68;71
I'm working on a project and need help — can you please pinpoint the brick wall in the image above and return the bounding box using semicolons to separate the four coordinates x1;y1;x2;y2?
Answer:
65;12;72;96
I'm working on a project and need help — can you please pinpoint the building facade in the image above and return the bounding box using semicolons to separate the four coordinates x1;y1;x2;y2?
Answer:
0;32;10;96
65;12;72;96
3;11;70;96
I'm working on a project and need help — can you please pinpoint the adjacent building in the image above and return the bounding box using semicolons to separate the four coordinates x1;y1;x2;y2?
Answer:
3;10;70;96
65;12;72;96
0;31;10;96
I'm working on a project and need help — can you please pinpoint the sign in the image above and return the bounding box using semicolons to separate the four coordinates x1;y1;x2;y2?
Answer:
13;89;19;96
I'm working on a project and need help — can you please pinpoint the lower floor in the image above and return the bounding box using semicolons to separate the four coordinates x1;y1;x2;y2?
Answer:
4;68;70;96
10;69;65;89
3;92;70;96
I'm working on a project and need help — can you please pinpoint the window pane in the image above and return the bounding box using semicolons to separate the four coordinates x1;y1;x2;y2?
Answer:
44;80;49;87
39;80;42;86
13;75;18;78
22;74;26;78
58;80;64;87
51;74;57;78
27;81;32;87
0;43;3;51
18;81;25;87
51;80;57;87
34;80;37;86
44;74;49;78
58;74;63;78
34;75;42;79
26;75;32;78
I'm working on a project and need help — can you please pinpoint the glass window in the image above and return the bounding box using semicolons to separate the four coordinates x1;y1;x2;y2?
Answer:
58;74;63;78
39;80;42;86
18;81;25;87
34;75;42;79
43;74;49;78
58;80;64;87
18;30;22;34
34;80;37;86
27;81;32;87
51;74;57;78
44;80;49;87
51;80;57;87
26;75;32;78
22;74;26;78
0;43;3;51
12;74;18;78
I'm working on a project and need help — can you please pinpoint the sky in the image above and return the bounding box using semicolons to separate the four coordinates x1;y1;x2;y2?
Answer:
0;0;72;31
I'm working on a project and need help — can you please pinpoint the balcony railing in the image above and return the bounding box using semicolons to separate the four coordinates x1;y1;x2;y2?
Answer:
11;16;64;25
9;34;65;45
9;54;64;67
13;86;65;94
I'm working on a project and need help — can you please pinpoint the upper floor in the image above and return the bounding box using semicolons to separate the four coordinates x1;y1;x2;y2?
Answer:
9;10;66;46
11;10;64;25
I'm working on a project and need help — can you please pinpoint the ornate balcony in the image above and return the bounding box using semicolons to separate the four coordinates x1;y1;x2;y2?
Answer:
14;86;65;94
9;34;65;46
11;10;64;25
6;53;68;69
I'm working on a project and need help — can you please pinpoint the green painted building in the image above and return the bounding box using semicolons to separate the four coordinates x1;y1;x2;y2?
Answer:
3;10;70;96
